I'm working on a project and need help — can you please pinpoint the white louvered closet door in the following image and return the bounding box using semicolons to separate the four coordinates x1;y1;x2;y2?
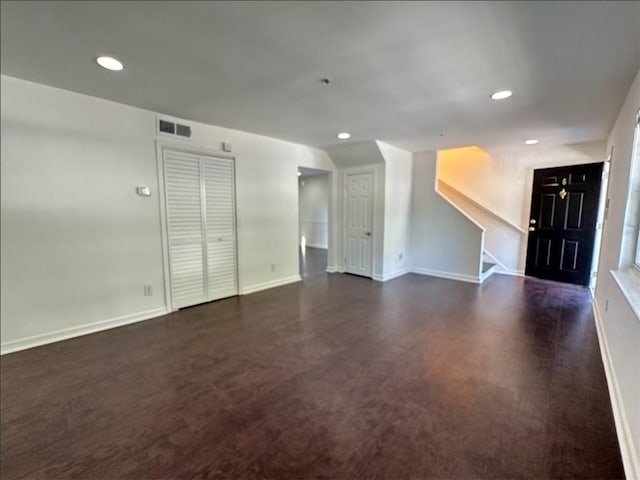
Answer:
163;149;238;310
202;156;238;301
163;151;207;309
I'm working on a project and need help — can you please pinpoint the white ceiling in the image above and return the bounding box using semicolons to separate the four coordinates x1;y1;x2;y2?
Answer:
1;1;638;152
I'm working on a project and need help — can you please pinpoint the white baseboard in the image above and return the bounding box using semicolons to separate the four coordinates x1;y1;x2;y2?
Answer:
480;266;497;283
305;244;328;250
326;265;339;273
240;275;301;295
373;269;409;282
410;267;480;284
0;307;169;355
495;270;525;277
592;299;639;480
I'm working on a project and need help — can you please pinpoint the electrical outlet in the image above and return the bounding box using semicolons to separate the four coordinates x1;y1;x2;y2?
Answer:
270;264;276;273
144;285;153;296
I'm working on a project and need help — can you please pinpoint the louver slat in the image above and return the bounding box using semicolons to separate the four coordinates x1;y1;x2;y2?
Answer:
202;156;238;301
164;151;206;308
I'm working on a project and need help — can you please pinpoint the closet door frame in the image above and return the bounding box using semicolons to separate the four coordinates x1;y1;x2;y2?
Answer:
156;140;239;312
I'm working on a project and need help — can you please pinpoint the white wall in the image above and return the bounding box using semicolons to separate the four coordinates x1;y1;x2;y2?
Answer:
377;141;413;280
298;174;329;249
593;70;640;478
0;75;337;352
409;151;484;281
439;142;606;229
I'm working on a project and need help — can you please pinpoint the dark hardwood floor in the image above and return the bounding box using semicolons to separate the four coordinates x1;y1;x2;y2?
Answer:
299;246;328;278
1;273;623;479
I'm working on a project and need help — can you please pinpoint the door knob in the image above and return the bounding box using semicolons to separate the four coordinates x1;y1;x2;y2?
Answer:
364;232;372;236
530;219;536;225
528;227;536;232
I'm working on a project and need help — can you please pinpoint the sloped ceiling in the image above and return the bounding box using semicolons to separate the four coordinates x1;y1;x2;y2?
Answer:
324;141;385;167
1;1;639;152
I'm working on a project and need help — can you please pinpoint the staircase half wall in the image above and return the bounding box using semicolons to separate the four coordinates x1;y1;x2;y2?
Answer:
438;180;526;274
409;151;485;283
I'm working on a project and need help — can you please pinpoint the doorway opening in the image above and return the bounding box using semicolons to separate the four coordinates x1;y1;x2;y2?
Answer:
525;162;605;286
298;167;331;278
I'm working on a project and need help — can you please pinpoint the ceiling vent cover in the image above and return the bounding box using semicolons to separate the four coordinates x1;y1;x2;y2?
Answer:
157;117;192;140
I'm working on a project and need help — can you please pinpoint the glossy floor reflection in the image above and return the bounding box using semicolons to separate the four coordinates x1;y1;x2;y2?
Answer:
1;273;624;479
299;246;327;278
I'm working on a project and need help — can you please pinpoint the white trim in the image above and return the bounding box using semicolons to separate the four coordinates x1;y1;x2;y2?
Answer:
155;141;173;311
592;298;640;480
482;249;509;272
297;168;334;277
155;139;235;161
433;161;486;233
438;180;528;235
326;265;340;273
435;188;486;233
495;270;526;277
480;263;497;283
240;275;301;295
482;250;525;277
373;269;409;282
410;267;481;284
0;307;169;355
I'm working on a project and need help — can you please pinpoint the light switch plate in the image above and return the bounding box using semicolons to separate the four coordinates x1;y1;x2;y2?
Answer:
136;186;151;197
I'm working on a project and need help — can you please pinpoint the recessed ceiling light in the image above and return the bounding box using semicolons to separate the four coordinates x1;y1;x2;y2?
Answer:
96;56;124;71
525;139;539;145
297;171;302;176
490;90;512;100
337;132;351;140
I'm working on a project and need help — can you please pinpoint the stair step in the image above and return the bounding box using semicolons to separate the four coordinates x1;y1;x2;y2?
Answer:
482;262;496;274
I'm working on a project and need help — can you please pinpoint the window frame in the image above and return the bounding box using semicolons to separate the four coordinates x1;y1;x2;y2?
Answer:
632;113;640;270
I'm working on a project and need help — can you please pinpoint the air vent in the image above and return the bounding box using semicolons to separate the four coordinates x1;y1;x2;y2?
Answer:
157;117;192;140
176;124;192;138
158;119;175;135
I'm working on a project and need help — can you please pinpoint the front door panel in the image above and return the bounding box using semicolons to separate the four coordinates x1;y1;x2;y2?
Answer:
525;162;603;286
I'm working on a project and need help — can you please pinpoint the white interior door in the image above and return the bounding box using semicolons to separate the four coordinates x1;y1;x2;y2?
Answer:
344;172;374;277
202;155;238;301
163;150;207;309
163;149;238;310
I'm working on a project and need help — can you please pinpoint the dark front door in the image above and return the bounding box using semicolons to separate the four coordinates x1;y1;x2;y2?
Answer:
525;162;603;286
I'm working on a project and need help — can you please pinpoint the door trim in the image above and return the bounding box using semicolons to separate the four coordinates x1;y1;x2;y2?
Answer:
342;167;377;278
155;140;239;311
296;167;334;275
